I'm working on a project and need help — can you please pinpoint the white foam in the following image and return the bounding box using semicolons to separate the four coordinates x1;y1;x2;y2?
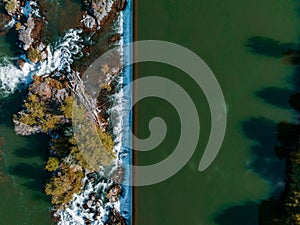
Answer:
57;20;127;223
0;58;28;94
4;18;16;29
0;29;83;95
22;1;41;18
37;29;83;75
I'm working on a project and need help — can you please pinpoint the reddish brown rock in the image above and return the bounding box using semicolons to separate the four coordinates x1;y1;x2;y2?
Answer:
109;34;121;44
116;0;127;11
17;59;25;69
110;167;124;184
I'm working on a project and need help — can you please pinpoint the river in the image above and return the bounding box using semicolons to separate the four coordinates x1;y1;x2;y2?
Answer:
136;0;300;225
0;1;84;225
0;0;299;225
0;91;52;224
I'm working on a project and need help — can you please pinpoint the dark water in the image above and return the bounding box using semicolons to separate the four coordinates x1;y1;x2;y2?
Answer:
136;0;300;224
0;0;299;224
0;92;52;225
0;1;84;224
0;1;124;224
40;0;82;41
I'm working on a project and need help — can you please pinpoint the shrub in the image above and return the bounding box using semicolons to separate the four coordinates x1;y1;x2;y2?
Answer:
45;157;60;171
61;96;74;119
3;0;18;16
15;22;22;31
27;48;42;63
45;165;84;205
18;93;61;132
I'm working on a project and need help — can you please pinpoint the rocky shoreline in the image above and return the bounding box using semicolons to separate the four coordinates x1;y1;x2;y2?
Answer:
0;0;130;224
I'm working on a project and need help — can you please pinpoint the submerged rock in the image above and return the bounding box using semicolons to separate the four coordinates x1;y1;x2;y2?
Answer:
0;11;12;35
107;184;122;203
87;0;115;29
109;34;121;44
86;199;93;208
110;167;124;184
93;211;101;220
19;13;46;52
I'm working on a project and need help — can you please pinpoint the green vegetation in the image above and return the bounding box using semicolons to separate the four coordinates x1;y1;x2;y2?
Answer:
45;164;84;205
75;126;115;170
15;22;22;31
27;48;42;63
14;75;116;207
72;105;115;170
98;129;114;153
45;157;60;172
45;124;115;205
61;96;73;119
3;0;18;16
16;92;61;132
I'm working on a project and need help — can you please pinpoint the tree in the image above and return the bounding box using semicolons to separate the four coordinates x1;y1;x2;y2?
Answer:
61;96;74;119
45;165;84;205
3;0;18;16
45;157;60;172
27;48;42;63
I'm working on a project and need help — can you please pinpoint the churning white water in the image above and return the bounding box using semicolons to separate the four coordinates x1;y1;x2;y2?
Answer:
0;29;83;95
57;9;133;224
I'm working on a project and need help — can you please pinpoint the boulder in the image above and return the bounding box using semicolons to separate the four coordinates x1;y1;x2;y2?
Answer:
86;200;93;208
18;14;35;50
116;0;127;11
17;59;25;69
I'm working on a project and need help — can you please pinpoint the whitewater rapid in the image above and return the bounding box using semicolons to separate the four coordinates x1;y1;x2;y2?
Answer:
0;0;133;223
0;29;83;95
57;7;132;224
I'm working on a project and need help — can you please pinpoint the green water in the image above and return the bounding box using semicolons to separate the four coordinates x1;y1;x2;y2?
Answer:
136;0;300;225
0;13;52;224
0;93;52;225
0;1;84;224
0;0;299;224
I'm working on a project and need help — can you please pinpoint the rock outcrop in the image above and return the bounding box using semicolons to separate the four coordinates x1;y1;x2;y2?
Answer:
105;208;127;225
19;14;35;50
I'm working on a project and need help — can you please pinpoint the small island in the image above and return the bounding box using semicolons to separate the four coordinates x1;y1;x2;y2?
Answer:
0;0;131;224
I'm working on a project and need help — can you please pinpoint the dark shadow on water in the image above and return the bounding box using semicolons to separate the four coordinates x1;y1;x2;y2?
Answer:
256;87;294;109
8;163;50;198
214;202;259;225
5;28;21;57
214;118;288;225
242;117;286;193
215;198;285;225
0;91;25;127
288;93;300;112
257;197;285;225
13;134;49;159
246;36;296;58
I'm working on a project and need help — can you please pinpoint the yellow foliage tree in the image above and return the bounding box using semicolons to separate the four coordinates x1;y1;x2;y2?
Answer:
45;157;60;172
